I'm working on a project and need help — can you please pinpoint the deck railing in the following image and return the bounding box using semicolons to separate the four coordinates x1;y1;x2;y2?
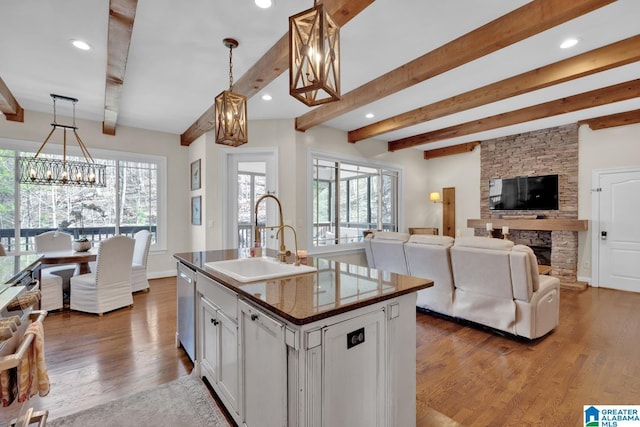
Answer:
0;226;157;253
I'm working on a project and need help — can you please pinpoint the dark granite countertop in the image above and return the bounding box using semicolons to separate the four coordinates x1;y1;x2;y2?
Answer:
174;249;432;325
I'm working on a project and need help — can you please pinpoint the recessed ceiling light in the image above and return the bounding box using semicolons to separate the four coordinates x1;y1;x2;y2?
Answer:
560;38;579;49
261;94;272;101
365;113;375;119
71;39;92;50
255;0;273;8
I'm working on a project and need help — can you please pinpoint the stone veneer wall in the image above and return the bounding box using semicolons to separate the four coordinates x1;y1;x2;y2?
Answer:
478;123;579;283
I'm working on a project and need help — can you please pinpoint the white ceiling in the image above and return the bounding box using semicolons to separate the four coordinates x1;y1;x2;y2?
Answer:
1;0;639;151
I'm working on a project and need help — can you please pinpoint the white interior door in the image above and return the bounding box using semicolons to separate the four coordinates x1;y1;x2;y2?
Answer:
224;149;277;249
593;168;640;291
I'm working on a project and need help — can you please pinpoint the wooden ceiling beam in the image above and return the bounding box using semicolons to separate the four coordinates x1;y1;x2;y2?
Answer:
388;79;640;151
180;0;374;146
423;142;480;160
0;75;24;122
578;109;640;130
349;35;640;143
102;0;138;136
295;0;616;133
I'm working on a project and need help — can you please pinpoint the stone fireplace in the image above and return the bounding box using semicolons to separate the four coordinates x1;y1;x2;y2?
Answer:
474;123;582;285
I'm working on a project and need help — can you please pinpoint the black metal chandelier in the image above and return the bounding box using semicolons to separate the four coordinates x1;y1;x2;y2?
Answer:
289;0;340;106
18;94;106;187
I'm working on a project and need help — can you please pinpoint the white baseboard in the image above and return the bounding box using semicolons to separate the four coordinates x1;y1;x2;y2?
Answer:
577;275;591;285
149;269;176;279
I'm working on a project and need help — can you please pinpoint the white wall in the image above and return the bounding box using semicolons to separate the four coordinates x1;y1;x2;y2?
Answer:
577;123;640;281
189;134;207;252
197;119;431;253
0;110;190;278
421;148;481;236
8;109;636;282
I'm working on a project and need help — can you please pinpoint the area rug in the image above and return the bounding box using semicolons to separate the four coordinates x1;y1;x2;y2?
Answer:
47;374;231;427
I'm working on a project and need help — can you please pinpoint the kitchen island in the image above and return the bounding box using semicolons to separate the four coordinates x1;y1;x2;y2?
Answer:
174;249;432;427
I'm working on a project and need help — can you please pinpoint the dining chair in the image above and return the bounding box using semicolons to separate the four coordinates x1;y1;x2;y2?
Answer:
0;242;5;256
131;230;152;293
70;235;135;316
35;231;75;311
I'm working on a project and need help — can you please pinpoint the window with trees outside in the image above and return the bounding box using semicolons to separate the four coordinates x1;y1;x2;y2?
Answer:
312;155;400;248
0;145;165;254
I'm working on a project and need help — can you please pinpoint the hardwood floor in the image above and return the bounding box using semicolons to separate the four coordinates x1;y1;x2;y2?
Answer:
1;277;192;425
3;279;639;426
416;286;640;426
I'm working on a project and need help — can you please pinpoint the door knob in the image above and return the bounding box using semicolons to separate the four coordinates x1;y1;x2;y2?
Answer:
210;318;219;326
251;313;259;321
601;231;607;240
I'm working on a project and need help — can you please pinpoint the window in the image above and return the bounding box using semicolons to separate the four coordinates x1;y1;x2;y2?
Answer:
0;141;165;254
237;164;266;248
311;154;400;248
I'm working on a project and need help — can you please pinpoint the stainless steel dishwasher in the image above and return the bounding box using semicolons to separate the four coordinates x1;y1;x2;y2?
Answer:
176;262;196;362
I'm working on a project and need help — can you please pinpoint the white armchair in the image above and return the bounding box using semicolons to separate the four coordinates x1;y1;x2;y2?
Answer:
450;237;560;338
70;235;135;316
131;230;152;293
35;231;75;311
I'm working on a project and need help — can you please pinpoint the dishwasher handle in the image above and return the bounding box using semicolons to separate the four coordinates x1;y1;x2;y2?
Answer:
178;270;193;284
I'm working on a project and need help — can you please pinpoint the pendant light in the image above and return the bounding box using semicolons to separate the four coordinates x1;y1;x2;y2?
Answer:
289;0;340;106
18;94;106;187
215;38;248;146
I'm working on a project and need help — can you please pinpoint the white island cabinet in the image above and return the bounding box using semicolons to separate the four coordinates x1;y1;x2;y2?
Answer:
177;252;432;427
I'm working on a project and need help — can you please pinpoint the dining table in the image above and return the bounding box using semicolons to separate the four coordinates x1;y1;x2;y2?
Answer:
38;247;98;275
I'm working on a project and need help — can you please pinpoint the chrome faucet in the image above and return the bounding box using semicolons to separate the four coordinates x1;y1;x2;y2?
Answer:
254;194;287;262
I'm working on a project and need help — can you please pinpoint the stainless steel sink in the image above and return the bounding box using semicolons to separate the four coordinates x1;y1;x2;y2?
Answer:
205;257;317;283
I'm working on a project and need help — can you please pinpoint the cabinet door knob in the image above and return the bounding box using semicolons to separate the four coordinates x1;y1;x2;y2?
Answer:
211;318;219;326
250;313;259;321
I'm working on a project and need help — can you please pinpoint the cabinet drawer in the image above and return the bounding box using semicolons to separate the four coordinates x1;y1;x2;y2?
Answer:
196;272;237;319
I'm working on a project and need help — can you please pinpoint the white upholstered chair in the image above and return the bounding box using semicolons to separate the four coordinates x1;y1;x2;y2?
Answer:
130;230;152;293
35;231;75;311
404;235;455;316
70;235;135;316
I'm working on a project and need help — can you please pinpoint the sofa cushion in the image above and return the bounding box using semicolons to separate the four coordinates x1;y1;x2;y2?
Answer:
407;235;454;247
373;231;410;242
369;232;409;275
453;236;514;251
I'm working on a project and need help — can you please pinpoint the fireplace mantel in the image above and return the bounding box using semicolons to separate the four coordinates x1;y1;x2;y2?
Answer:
467;218;588;232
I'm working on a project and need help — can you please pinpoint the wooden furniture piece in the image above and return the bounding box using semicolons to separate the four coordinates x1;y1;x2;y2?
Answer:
443;187;455;238
409;227;439;235
39;248;98;276
467;218;588;231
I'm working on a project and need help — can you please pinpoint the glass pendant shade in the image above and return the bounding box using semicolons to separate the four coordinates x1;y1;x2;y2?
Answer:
289;3;340;106
215;89;248;146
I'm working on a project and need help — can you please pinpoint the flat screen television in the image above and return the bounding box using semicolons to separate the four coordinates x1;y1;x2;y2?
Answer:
489;174;559;210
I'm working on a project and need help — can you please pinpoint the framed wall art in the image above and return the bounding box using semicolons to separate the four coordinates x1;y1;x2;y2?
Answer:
191;159;201;191
191;196;202;225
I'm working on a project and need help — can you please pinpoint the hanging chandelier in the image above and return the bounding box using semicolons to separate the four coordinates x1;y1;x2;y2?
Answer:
289;0;340;106
18;94;106;187
215;38;248;147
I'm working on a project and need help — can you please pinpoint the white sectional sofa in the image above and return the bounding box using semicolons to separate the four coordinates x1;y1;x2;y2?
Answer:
365;233;560;339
